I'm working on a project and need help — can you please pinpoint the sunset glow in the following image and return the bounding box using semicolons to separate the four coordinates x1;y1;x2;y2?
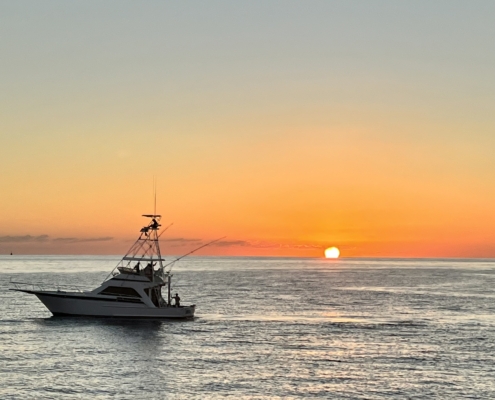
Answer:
0;3;494;258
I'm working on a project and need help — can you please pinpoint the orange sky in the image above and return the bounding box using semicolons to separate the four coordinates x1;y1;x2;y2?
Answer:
1;2;494;257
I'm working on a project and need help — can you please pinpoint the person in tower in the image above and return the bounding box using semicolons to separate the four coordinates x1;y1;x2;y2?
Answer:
151;218;159;230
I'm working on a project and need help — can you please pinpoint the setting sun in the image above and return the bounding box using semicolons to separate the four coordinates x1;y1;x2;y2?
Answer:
324;247;340;258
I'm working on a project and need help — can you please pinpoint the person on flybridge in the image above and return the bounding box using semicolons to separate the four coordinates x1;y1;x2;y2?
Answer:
144;262;156;279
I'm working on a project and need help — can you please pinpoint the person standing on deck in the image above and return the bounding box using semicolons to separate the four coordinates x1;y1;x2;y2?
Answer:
173;293;180;307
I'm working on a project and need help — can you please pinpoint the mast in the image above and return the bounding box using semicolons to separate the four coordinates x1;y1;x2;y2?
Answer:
145;214;161;283
153;176;157;217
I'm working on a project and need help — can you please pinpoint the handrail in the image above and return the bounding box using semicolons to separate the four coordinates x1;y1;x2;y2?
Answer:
9;279;88;293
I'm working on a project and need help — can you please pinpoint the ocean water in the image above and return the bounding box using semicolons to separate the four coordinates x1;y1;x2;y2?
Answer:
1;256;495;399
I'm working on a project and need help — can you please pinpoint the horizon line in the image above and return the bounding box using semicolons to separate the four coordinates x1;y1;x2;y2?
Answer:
1;254;495;261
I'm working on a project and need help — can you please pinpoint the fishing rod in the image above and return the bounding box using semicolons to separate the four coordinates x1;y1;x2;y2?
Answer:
162;236;226;272
158;222;173;238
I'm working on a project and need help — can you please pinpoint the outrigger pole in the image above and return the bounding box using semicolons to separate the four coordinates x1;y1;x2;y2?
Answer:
162;236;226;272
163;236;225;306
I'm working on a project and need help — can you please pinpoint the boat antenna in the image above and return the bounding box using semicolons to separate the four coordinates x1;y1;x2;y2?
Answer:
153;176;157;216
162;236;226;271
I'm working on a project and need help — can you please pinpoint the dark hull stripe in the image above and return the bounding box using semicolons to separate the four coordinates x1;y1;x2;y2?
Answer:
34;292;144;304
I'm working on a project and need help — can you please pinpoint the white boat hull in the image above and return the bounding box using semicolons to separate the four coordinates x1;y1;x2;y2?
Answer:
21;290;195;319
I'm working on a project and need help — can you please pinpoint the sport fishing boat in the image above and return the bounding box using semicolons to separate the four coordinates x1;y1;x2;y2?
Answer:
11;215;196;319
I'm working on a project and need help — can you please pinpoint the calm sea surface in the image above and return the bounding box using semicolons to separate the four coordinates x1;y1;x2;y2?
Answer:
1;256;495;399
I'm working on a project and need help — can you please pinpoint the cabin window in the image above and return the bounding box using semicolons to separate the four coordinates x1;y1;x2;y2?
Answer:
99;286;141;297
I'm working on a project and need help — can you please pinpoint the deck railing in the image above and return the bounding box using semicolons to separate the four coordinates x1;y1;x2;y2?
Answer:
9;279;88;293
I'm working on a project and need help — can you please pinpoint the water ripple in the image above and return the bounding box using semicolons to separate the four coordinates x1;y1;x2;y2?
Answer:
1;256;495;398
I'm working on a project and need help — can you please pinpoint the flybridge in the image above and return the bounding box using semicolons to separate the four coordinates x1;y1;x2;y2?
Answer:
114;215;166;282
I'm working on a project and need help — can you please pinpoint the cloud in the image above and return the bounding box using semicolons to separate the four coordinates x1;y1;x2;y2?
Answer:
212;240;250;247
162;238;250;248
163;238;298;249
0;234;49;243
163;237;202;243
212;240;324;249
53;236;113;243
161;236;329;251
284;243;324;249
162;237;202;248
